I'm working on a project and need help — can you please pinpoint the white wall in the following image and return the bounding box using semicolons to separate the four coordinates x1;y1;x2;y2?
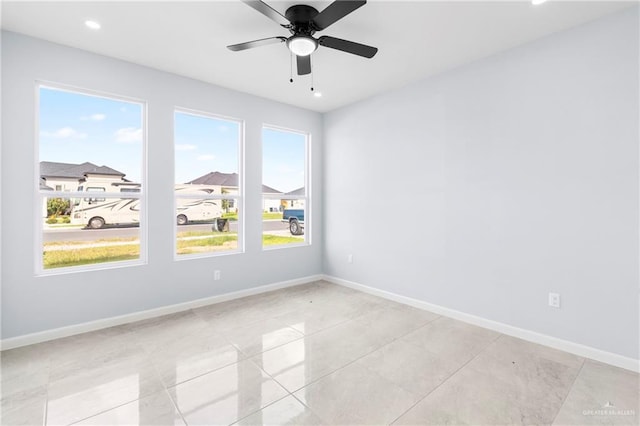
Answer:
323;8;639;360
1;31;323;339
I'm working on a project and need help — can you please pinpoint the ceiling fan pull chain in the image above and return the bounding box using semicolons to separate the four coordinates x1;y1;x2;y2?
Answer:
290;52;294;83
310;55;314;92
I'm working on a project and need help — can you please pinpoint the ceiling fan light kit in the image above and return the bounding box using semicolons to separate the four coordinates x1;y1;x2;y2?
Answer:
287;35;317;56
228;0;377;81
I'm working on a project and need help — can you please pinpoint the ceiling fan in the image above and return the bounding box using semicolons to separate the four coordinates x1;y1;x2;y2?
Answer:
227;0;378;76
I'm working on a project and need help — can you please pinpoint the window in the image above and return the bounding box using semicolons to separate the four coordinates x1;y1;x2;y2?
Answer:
174;109;242;257
38;85;145;272
262;126;309;248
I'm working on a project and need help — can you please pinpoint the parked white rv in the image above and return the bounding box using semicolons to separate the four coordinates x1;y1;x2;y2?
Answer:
71;181;223;228
175;184;224;226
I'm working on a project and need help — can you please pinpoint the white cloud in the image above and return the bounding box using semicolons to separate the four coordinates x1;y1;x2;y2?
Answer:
175;144;197;151
197;154;216;161
114;127;142;143
41;127;87;140
81;113;106;121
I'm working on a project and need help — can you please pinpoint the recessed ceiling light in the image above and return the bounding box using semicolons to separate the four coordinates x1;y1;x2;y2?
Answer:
531;0;548;5
85;20;101;30
314;92;322;98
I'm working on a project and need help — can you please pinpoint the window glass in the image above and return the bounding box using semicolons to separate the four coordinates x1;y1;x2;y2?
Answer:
38;86;144;271
262;127;308;248
174;110;242;257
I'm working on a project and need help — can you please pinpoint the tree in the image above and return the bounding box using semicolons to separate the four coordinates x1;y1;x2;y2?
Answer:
47;198;70;217
221;188;229;213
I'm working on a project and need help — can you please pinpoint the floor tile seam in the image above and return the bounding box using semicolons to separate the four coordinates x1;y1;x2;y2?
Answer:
198;310;303;335
269;311;366;341
273;333;414;396
549;357;586;426
63;393;147;426
340;303;396;323
399;323;503;363
270;317;311;337
296;300;439;340
228;393;294;426
161;354;248;389
482;339;587;373
49;344;153;367
371;315;443;343
232;333;307;359
346;348;433;405
41;389;48;426
292;316;355;339
162;386;189;426
393;316;449;346
245;356;298;399
388;331;503;425
212;331;261;357
583;358;640;381
289;390;332;425
1;367;52;403
467;330;588;378
41;370;51;426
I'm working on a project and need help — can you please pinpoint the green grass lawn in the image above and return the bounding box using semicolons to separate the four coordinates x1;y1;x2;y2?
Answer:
262;234;304;245
44;244;140;269
43;233;304;268
221;212;283;221
177;234;238;254
262;212;283;220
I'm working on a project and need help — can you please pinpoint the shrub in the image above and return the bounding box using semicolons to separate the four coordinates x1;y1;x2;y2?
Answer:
46;216;58;224
47;198;70;217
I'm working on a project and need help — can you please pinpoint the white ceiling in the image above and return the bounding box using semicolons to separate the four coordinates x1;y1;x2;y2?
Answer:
1;1;634;112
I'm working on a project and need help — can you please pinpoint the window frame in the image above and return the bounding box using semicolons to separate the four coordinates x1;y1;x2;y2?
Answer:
173;107;245;260
35;82;148;276
261;124;311;250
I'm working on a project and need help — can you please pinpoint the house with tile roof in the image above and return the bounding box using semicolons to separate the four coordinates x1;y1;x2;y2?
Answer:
40;161;130;192
186;171;283;212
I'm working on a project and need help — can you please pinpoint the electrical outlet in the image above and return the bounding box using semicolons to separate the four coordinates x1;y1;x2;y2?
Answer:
214;270;221;281
548;292;560;308
347;254;353;264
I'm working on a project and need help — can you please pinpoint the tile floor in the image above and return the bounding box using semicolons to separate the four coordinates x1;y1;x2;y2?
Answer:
1;281;638;425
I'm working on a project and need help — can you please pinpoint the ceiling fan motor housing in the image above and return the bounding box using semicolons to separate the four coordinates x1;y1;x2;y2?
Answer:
285;5;319;35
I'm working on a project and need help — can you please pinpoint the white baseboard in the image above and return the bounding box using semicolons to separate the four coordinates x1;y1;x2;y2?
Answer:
323;274;640;373
0;274;323;351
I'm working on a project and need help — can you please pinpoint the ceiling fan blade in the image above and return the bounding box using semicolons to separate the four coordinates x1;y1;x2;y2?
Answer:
318;36;377;58
241;0;290;26
297;55;311;75
312;0;366;31
227;36;286;52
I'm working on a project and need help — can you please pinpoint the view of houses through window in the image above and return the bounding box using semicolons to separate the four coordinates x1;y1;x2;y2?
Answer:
262;127;309;247
174;110;242;257
38;86;145;271
37;86;311;272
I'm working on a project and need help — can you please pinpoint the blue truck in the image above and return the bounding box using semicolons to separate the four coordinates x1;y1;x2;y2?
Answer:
282;209;304;235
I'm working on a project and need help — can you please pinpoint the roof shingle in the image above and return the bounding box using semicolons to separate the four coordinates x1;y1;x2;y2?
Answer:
187;171;281;194
40;161;125;179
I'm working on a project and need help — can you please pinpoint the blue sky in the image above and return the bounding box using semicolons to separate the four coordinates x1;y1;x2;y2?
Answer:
262;127;306;193
174;112;239;184
39;87;144;182
40;87;306;193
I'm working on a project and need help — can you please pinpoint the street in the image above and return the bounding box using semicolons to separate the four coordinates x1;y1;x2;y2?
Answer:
43;220;290;242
